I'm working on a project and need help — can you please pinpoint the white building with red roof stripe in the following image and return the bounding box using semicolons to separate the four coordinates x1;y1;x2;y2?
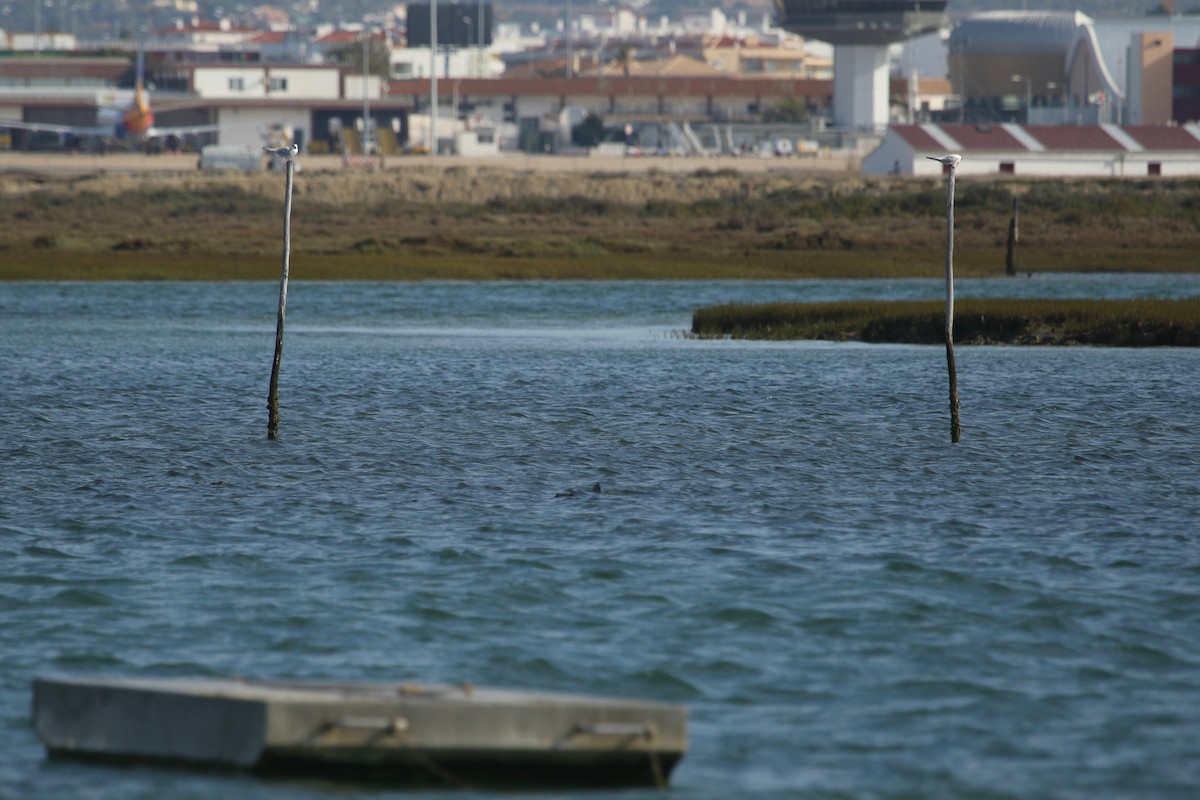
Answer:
864;123;1200;177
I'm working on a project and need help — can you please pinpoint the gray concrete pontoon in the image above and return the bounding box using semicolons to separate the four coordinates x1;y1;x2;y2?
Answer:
32;675;687;788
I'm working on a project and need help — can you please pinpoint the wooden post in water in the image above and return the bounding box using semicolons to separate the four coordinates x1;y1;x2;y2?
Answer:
266;145;298;440
1005;198;1019;276
927;154;962;443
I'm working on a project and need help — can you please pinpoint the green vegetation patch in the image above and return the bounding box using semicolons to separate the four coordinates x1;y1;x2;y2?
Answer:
5;171;1200;280
691;298;1200;347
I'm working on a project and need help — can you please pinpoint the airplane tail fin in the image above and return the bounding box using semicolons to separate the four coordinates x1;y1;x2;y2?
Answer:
135;41;148;109
124;38;154;135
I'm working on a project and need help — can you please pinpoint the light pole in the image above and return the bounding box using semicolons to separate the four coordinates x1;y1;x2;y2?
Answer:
566;0;573;79
463;16;472;78
1010;73;1032;123
362;28;371;154
430;0;438;154
478;0;485;77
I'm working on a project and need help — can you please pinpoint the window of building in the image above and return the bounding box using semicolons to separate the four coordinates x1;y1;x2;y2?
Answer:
1148;162;1162;176
228;77;244;92
268;77;288;92
999;162;1015;174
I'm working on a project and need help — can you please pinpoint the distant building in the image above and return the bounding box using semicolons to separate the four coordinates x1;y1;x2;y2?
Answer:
864;122;1200;177
151;0;200;12
154;19;261;48
3;32;78;52
581;54;727;79
391;45;500;80
886;75;955;125
1173;46;1200;123
947;12;1124;126
942;11;1200;128
774;0;948;132
310;28;368;59
0;58;408;155
702;36;831;79
386;73;830;131
1128;31;1173;124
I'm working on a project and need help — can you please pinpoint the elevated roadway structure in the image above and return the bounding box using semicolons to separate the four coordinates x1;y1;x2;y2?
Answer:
774;0;947;132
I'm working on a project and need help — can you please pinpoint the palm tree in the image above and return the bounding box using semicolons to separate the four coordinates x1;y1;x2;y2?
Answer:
617;43;635;78
333;32;391;78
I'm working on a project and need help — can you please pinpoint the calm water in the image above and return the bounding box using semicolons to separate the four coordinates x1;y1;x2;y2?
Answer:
2;277;1199;800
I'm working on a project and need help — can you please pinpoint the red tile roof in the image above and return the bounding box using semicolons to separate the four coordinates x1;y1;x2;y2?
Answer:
888;124;946;152
314;30;361;44
1122;125;1200;151
386;75;831;100
249;31;288;44
154;22;256;34
887;124;1200;155
940;123;1027;150
1024;125;1122;151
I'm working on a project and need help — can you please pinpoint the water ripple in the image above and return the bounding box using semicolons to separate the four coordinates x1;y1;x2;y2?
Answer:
2;280;1199;799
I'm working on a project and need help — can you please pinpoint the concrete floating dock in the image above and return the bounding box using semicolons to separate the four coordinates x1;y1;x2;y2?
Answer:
32;675;687;788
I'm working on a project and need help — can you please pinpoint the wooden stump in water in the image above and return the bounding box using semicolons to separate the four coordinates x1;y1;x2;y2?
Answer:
267;155;295;440
1005;198;1019;277
928;154;962;444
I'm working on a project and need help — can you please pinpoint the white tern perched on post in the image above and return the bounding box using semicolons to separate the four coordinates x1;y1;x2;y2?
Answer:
929;153;962;442
263;143;299;159
926;154;962;168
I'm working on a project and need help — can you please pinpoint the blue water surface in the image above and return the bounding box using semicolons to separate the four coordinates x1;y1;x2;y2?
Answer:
2;277;1199;800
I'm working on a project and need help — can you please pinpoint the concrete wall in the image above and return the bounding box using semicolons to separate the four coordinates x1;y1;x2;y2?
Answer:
861;134;914;174
833;44;888;131
498;90;762;129
391;47;480;80
194;67;340;100
194;68;264;99
455;128;500;155
504;94;561;123
266;69;341;100
7;33;77;51
216;105;312;149
342;74;385;101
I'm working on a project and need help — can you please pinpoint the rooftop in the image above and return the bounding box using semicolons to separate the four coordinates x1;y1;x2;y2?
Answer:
888;122;1200;153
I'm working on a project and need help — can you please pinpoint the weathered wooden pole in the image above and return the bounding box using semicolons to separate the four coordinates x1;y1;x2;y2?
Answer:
266;145;298;440
927;154;962;443
1005;197;1019;276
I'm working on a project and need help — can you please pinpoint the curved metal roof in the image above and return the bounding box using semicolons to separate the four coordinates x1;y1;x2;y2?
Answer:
948;11;1093;54
948;11;1124;102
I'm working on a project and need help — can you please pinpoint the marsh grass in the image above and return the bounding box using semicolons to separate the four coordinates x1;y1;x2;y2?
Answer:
4;168;1200;280
691;298;1200;346
4;250;853;281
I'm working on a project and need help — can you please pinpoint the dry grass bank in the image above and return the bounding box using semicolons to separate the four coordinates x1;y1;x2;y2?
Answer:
2;162;1199;280
0;162;843;204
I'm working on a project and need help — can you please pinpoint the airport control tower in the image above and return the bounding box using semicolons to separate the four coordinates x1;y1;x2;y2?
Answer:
774;0;946;131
